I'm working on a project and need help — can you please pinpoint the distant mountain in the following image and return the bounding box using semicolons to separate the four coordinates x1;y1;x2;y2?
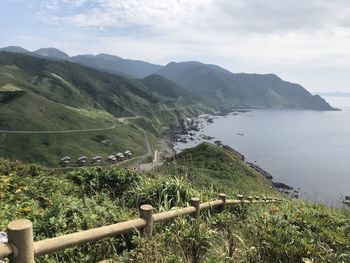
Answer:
71;54;162;78
0;52;201;166
156;61;335;111
0;52;189;131
34;48;70;60
0;46;335;110
141;74;198;107
0;46;32;54
0;46;161;78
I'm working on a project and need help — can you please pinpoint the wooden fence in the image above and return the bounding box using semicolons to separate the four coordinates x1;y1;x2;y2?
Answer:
0;194;282;263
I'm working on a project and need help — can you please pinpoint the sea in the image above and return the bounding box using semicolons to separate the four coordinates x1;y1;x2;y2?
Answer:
174;96;350;205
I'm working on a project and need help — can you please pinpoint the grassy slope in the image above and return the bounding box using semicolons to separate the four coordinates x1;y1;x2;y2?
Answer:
156;62;334;111
0;125;145;167
140;74;199;108
0;52;208;166
156;143;278;196
0;145;349;262
0;52;162;129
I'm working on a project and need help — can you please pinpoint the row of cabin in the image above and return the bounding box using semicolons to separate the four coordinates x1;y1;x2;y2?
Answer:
59;151;132;167
108;151;132;164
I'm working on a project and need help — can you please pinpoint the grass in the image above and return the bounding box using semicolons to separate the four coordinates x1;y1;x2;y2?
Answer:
0;125;145;167
0;144;349;262
0;52;209;166
155;143;279;197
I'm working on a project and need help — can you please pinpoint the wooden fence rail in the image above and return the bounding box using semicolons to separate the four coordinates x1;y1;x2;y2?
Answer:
0;194;282;263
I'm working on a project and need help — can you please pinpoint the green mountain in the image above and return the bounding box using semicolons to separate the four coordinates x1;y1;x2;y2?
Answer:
70;53;162;78
0;52;197;166
34;47;70;60
0;46;32;54
0;46;335;111
156;61;335;110
0;52;165;129
140;74;199;107
1;46;162;78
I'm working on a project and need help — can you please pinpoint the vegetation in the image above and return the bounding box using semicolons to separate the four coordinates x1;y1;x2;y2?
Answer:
155;143;279;197
0;52;206;166
70;53;162;79
157;61;335;111
0;125;145;167
141;74;199;108
1;144;349;262
0;50;335;167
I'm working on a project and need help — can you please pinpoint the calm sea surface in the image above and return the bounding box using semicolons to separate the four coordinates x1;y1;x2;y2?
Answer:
176;96;350;204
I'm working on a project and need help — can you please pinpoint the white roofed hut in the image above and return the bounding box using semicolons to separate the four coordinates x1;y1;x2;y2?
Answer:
116;152;125;161
77;156;88;166
124;150;132;159
59;156;71;167
108;155;117;164
92;156;103;165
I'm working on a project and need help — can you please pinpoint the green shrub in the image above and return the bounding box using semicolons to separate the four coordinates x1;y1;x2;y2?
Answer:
127;176;198;210
66;166;140;198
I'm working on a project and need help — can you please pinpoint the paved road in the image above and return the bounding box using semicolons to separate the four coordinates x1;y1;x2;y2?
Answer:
0;105;195;134
133;126;152;167
52;121;153;171
0;124;118;134
2;111;177;170
0;115;142;134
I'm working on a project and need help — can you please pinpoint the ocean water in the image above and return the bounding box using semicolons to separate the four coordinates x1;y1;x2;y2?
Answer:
175;96;350;204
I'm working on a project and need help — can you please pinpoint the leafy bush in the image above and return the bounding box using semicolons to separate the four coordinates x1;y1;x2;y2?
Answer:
66;166;141;198
1;157;349;263
126;176;198;210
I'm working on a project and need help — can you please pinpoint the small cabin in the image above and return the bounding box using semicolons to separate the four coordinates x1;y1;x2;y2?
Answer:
92;156;103;165
108;155;117;164
116;152;125;161
60;156;71;167
124;150;132;159
77;156;88;166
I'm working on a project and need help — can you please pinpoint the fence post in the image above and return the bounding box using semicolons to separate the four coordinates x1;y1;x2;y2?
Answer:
139;205;153;238
218;193;227;211
190;197;200;219
7;219;34;263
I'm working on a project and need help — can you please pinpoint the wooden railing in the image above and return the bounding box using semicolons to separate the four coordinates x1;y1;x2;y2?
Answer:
0;195;282;263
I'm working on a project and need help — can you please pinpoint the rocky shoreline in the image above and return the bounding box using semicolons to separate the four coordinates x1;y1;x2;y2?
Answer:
166;111;299;199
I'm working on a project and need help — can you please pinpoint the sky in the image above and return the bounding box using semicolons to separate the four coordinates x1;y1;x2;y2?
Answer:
1;0;350;92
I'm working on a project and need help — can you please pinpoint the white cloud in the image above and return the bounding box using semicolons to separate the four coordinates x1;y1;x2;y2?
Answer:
25;0;350;91
38;0;350;33
37;0;209;30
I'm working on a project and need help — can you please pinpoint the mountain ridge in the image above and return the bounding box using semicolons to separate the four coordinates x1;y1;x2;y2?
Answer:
0;45;335;111
156;61;335;111
34;47;70;60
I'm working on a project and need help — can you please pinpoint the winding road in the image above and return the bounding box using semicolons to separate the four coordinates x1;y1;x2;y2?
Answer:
1;114;166;169
0;124;119;134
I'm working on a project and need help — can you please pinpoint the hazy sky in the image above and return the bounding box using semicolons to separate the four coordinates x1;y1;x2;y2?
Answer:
1;0;350;92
